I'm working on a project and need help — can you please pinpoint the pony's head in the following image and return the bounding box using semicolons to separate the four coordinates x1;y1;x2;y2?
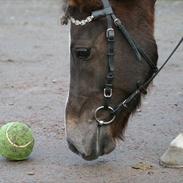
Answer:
64;0;158;160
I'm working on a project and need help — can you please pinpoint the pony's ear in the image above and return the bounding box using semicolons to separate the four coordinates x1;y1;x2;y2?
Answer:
68;0;78;6
61;0;70;25
62;0;68;11
66;0;102;12
150;0;157;7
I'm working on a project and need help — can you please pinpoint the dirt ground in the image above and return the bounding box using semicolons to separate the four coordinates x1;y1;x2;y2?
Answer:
0;0;182;183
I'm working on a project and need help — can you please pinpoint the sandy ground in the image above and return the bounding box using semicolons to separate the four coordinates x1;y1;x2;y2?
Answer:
0;0;182;183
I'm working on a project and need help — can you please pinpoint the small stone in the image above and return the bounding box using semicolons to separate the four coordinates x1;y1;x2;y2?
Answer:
27;172;35;176
147;171;154;175
52;80;57;83
7;59;14;62
28;106;32;110
8;103;14;106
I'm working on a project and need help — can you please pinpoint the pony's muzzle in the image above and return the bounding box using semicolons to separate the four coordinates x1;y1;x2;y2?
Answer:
66;124;116;161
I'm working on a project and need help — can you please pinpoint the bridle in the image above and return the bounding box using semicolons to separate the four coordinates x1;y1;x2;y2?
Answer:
63;0;183;127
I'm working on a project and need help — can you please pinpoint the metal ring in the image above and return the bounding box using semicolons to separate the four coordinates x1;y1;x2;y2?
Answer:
95;106;116;126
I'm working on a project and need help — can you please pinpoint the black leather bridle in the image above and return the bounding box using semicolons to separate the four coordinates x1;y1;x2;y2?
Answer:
62;0;183;126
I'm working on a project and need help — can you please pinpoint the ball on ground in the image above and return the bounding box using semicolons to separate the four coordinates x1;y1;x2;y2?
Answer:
0;122;34;161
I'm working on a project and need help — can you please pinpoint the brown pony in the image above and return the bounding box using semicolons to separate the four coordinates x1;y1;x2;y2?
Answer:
62;0;158;160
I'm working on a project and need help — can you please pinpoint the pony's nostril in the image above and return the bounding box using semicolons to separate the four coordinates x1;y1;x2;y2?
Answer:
67;139;80;155
67;138;99;160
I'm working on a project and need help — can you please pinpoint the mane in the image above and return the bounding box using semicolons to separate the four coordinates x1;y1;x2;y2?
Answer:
63;0;155;15
67;0;102;10
66;0;136;12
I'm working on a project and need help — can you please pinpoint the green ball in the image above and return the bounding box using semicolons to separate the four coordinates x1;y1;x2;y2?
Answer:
0;122;34;161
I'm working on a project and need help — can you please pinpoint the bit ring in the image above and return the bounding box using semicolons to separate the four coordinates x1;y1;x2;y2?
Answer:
95;106;116;126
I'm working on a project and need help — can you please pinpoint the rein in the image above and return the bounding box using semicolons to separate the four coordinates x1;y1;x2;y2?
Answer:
112;37;183;115
62;0;183;126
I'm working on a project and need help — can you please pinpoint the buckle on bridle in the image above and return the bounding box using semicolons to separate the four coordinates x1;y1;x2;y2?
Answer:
122;100;128;108
104;88;112;98
113;17;122;27
95;106;116;126
106;28;115;40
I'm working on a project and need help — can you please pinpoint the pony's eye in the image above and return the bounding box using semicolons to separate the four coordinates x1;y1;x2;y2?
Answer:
75;48;91;60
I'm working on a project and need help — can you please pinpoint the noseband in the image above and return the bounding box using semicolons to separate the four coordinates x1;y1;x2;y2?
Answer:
64;0;183;126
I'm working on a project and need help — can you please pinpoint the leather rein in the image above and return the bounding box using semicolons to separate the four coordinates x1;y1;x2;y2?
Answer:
62;0;183;126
